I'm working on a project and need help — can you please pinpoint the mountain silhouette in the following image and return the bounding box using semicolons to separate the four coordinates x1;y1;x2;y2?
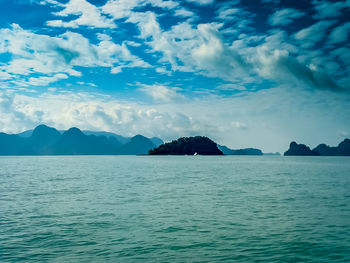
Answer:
313;139;350;156
30;124;61;154
284;139;350;156
313;143;337;156
149;136;223;155
0;125;162;155
150;137;164;147
217;145;263;155
284;141;320;156
336;138;350;156
0;133;30;155
52;127;117;155
82;130;130;145
119;135;156;155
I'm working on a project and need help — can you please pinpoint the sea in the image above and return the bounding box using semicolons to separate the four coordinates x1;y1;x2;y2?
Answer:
0;156;349;262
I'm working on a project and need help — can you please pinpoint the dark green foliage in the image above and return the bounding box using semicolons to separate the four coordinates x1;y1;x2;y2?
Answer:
149;136;223;155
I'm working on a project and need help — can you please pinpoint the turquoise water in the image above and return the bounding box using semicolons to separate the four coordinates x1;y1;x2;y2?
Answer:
0;156;349;262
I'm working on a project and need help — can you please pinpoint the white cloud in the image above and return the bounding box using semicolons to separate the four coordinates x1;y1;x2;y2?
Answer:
139;84;184;102
231;121;248;129
0;70;12;80
217;83;246;91
101;0;142;20
185;0;214;5
100;0;178;21
0;24;149;86
47;0;116;28
0;90;42;132
191;23;250;80
39;0;62;6
294;20;337;48
217;8;241;20
269;8;305;26
175;8;195;18
328;22;350;44
28;73;68;86
255;46;339;91
312;0;350;19
128;13;251;81
331;47;350;66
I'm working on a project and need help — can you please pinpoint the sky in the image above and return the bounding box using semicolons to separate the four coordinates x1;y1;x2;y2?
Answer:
0;0;349;152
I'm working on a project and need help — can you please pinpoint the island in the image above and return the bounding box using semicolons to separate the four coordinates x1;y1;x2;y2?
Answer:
284;139;350;156
284;141;320;156
149;136;223;155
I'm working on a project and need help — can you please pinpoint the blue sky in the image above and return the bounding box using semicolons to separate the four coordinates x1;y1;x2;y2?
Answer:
0;0;349;152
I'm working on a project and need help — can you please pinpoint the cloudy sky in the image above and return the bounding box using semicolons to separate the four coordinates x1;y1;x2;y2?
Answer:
0;0;349;152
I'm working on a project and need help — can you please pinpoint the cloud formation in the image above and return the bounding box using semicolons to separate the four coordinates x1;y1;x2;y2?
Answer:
1;0;348;92
269;8;305;26
0;24;149;86
312;0;350;19
47;0;116;28
139;84;184;102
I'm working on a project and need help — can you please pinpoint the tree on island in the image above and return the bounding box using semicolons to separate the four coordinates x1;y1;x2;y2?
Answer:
149;136;223;155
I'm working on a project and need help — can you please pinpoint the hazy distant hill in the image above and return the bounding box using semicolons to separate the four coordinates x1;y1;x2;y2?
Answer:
119;135;157;155
82;131;130;145
52;127;118;155
149;136;223;155
217;145;263;155
0;125;162;155
0;133;29;155
30;124;61;154
284;139;350;156
150;137;164;147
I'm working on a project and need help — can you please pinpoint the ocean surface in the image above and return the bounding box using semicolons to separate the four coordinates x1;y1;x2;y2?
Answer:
0;156;349;262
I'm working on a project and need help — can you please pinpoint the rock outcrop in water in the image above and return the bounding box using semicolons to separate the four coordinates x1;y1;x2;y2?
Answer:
284;139;350;156
149;136;223;155
284;142;320;156
0;125;163;155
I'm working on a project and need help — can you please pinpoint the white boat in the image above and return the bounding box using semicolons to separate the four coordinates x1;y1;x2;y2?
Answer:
194;152;198;156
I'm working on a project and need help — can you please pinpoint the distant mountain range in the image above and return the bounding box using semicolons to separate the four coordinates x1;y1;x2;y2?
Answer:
9;124;348;157
217;145;263;155
0;125;269;156
0;124;163;155
284;139;350;156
